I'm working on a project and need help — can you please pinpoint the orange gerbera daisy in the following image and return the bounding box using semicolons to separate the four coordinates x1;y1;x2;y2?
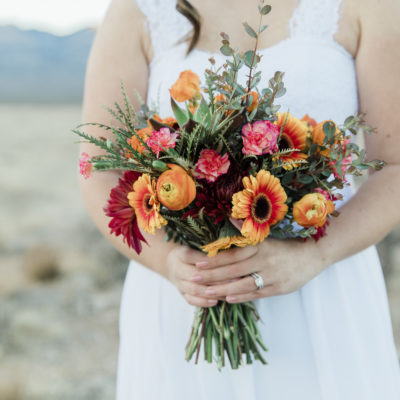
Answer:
127;174;167;234
275;112;308;170
202;235;256;257
231;170;288;243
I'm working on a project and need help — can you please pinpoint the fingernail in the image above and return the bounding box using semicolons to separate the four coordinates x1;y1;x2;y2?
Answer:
196;261;209;268
207;299;217;305
205;288;216;296
190;274;203;282
226;296;237;303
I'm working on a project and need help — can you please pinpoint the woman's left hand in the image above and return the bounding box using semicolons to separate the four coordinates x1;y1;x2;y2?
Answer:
185;238;330;303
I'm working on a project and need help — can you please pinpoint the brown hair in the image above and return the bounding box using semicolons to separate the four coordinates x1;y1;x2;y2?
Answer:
176;0;201;53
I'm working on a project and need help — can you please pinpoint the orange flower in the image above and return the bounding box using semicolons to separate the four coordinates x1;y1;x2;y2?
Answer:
153;114;177;128
275;112;308;170
301;114;317;128
312;121;342;157
246;91;259;113
293;193;335;228
202;236;255;257
127;174;167;234
128;122;152;155
214;93;226;105
169;70;201;102
231;170;288;243
156;164;196;210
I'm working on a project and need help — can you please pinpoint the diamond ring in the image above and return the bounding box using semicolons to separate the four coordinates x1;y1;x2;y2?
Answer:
250;273;264;290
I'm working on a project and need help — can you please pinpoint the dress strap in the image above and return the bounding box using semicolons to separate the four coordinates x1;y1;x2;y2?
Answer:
135;0;192;61
289;0;344;40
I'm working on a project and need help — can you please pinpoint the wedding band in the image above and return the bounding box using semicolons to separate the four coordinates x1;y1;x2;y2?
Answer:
251;273;264;290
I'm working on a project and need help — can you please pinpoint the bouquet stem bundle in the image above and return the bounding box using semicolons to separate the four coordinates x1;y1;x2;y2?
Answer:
186;302;267;370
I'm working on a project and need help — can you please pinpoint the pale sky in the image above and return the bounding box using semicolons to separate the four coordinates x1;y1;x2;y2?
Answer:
0;0;112;35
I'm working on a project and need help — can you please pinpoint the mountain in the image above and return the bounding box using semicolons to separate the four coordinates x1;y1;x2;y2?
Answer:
0;26;95;103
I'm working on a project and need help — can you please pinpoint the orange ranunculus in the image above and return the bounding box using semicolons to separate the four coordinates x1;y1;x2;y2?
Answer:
156;164;196;210
293;193;335;228
312;121;341;157
169;70;201;102
247;91;259;113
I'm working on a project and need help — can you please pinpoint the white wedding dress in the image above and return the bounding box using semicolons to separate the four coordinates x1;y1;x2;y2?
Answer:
117;0;400;398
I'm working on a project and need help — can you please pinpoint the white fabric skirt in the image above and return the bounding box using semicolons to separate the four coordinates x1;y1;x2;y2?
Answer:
116;245;400;399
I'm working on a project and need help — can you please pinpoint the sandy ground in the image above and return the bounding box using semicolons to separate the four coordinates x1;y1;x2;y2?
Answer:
0;104;399;399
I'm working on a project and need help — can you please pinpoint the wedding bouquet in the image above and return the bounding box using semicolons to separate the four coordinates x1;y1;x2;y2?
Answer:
74;3;383;370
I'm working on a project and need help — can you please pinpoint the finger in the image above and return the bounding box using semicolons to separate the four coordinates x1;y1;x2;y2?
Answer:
229;217;243;231
225;285;279;303
179;281;229;301
203;276;256;298
183;293;218;308
182;244;259;269
189;261;262;285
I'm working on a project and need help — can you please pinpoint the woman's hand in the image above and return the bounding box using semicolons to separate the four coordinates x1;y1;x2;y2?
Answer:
180;239;330;304
165;245;259;307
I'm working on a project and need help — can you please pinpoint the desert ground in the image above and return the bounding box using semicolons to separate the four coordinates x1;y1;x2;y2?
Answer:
0;103;399;399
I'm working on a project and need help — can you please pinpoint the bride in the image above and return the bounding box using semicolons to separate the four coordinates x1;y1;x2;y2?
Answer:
79;0;400;398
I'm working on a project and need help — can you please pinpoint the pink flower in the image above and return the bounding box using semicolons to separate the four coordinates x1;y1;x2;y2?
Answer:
194;149;230;182
79;152;92;179
314;188;332;201
146;127;179;158
241;120;279;155
330;139;352;181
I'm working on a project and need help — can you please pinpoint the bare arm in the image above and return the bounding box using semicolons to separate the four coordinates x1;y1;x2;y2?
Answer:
317;0;400;264
79;0;179;280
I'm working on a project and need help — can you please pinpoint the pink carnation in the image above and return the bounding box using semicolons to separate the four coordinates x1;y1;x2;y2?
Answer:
241;120;279;155
194;149;230;182
79;152;92;179
146;127;179;158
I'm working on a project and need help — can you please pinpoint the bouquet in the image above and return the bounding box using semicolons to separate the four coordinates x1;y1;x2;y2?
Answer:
74;2;384;370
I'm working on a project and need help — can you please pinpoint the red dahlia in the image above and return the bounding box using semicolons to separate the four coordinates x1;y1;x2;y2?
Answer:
104;171;147;254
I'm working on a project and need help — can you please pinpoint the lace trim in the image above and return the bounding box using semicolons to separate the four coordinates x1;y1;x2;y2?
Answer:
135;0;191;59
136;0;344;60
290;0;344;39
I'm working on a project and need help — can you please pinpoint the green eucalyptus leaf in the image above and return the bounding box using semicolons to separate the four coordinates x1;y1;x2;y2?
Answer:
244;50;255;67
243;22;258;38
220;44;233;56
259;24;269;34
259;4;272;15
323;121;336;141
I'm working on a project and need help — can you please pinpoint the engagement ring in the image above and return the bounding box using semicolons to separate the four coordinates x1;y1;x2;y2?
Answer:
251;273;264;290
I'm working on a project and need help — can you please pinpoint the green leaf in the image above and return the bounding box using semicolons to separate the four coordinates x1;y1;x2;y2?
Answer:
244;50;255;68
243;22;258;38
259;4;272;15
194;96;212;128
323;121;336;141
259;24;269;33
171;97;189;127
297;174;313;184
220;45;233;56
